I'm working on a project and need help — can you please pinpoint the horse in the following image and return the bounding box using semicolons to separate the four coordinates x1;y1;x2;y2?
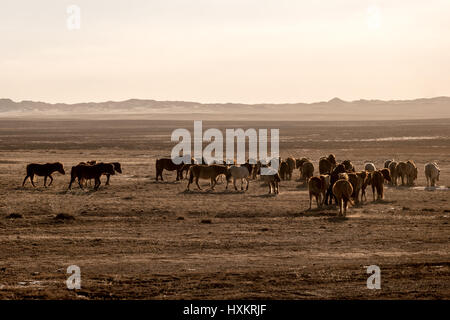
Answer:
260;168;281;194
105;162;122;185
308;175;330;209
324;164;347;205
332;179;354;217
226;163;252;191
68;163;115;190
186;165;229;191
155;158;187;181
22;162;65;187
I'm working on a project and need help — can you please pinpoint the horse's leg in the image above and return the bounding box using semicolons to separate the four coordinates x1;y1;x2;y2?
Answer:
68;176;74;189
30;174;36;187
233;178;237;191
309;193;312;210
240;178;244;191
105;174;110;186
48;175;54;186
245;178;249;191
195;177;202;190
44;176;47;187
78;177;84;189
94;177;101;190
22;175;29;187
156;169;163;181
324;188;333;205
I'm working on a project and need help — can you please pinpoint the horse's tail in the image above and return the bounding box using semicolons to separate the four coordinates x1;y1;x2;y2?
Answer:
343;190;354;206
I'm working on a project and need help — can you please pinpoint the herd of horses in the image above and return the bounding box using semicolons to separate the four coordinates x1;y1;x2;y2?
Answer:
21;155;440;216
22;161;122;190
154;155;441;216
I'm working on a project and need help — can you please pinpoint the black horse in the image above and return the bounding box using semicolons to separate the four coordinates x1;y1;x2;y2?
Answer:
324;164;347;205
68;163;115;190
22;162;65;187
105;162;122;185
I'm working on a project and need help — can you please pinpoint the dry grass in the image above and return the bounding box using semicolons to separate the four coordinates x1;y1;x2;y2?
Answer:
0;119;449;299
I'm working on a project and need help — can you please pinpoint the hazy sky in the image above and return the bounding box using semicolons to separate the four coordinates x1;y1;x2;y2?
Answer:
1;0;449;104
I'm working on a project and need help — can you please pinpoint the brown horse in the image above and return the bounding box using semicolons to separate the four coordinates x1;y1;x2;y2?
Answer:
155;158;185;181
22;162;65;187
68;163;115;190
308;175;329;209
332;179;354;217
105;162;122;185
77;161;122;186
186;165;228;191
341;160;355;172
319;154;336;174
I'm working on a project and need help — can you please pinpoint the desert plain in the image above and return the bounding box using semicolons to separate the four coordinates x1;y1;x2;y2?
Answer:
0;118;449;299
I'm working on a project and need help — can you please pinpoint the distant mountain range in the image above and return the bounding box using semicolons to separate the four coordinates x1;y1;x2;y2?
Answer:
1;97;449;121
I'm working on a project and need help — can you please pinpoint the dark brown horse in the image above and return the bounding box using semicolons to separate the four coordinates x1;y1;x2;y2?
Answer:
78;161;122;186
105;162;122;185
22;162;65;187
68;163;115;190
187;165;229;191
324;164;346;205
180;163;195;180
155;158;185;181
341;160;355;172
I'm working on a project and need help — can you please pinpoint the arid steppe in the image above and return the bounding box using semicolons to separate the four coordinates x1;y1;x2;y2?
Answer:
0;119;449;299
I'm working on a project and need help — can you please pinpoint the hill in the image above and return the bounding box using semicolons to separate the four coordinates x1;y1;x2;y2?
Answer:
1;96;449;121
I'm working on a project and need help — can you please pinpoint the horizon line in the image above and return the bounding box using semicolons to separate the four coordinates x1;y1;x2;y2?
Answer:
2;95;450;106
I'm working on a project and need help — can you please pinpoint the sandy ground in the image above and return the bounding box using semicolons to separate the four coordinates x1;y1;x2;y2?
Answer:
0;119;449;299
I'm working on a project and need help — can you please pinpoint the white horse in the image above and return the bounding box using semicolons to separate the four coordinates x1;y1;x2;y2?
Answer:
364;162;377;172
226;164;252;191
424;162;440;187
